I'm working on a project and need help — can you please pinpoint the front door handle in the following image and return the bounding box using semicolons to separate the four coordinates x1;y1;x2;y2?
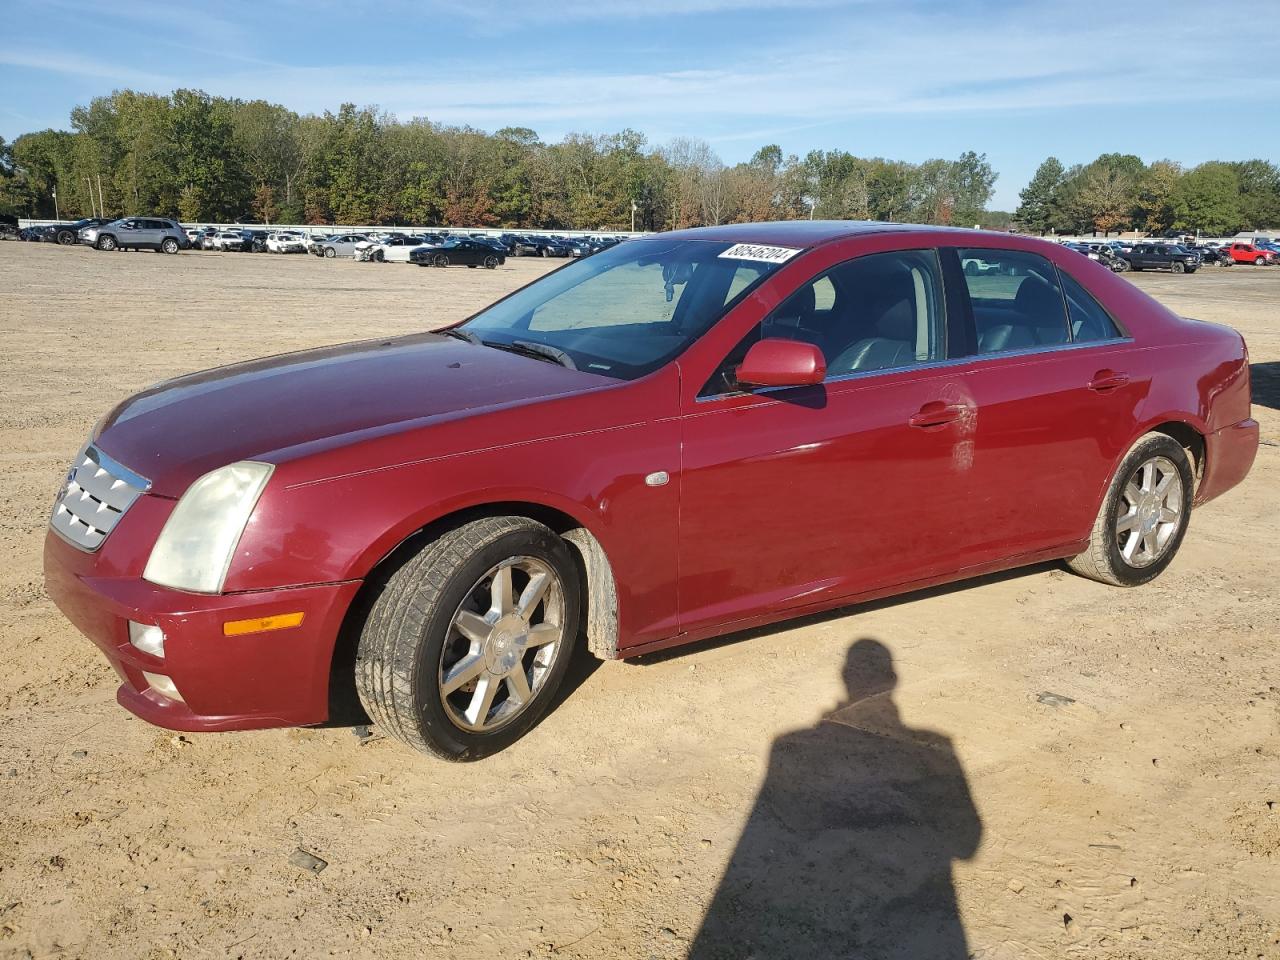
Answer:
908;401;967;429
1088;370;1130;392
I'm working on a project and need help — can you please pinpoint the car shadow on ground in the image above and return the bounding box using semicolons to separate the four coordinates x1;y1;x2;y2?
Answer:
686;638;981;959
1250;361;1280;411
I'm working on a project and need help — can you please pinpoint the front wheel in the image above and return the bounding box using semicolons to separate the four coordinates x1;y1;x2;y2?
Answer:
96;235;116;251
355;516;581;760
1256;257;1266;266
161;238;179;254
1171;261;1185;274
1067;433;1193;587
483;255;499;269
324;247;336;258
434;254;450;267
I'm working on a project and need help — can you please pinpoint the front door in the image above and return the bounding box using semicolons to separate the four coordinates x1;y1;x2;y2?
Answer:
677;248;976;637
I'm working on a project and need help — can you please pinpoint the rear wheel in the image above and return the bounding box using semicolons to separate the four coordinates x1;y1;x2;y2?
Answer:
355;516;580;760
1067;434;1193;587
96;235;116;251
540;247;549;258
57;230;75;245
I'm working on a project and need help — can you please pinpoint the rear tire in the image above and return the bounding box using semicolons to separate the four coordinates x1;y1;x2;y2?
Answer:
1067;433;1193;587
355;516;580;760
57;230;74;245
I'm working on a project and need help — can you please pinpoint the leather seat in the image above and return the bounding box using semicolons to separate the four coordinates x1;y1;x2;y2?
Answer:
762;284;829;355
978;276;1067;352
828;270;918;374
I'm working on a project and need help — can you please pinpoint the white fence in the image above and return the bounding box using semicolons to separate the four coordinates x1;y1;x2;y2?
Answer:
17;218;646;240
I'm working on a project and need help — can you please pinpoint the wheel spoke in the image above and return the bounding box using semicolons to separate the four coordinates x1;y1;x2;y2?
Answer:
1124;482;1143;507
517;572;550;618
526;623;560;648
1142;530;1157;559
490;565;514;616
441;654;485;695
1159;506;1180;523
506;665;532;705
1116;509;1139;533
454;610;491;645
1122;530;1141;562
465;675;499;728
1140;461;1155;492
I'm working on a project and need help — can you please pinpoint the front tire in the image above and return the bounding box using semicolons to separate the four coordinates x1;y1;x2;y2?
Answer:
324;246;336;258
1256;256;1266;266
483;255;499;269
97;235;116;251
1171;261;1185;274
355;516;581;760
1067;433;1193;587
161;238;179;254
434;254;450;267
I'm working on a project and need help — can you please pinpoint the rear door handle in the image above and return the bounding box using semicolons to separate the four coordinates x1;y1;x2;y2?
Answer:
908;401;968;429
1088;370;1130;392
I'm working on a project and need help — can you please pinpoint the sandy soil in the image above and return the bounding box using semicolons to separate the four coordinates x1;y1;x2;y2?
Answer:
0;242;1276;960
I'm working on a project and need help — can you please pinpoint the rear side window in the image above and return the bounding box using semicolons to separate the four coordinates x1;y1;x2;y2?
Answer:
1058;271;1121;343
957;248;1069;354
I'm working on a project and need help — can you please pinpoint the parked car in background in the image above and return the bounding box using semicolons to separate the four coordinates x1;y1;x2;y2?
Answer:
40;217;114;245
1083;243;1130;273
42;222;1257;760
1192;245;1233;266
265;231;308;254
208;229;253;252
186;227;214;249
409;236;505;268
82;218;189;253
1226;242;1277;265
248;230;269;253
1121;243;1199;273
309;234;369;258
359;235;440;262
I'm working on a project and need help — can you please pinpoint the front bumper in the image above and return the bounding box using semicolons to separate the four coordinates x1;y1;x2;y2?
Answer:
44;525;361;732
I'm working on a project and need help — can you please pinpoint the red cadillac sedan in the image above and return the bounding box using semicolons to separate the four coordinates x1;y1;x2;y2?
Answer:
44;222;1258;759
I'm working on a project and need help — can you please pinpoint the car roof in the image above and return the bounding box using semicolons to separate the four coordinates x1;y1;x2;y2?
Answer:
656;219;998;248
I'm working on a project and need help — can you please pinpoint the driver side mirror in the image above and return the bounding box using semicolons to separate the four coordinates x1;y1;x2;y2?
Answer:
736;339;826;389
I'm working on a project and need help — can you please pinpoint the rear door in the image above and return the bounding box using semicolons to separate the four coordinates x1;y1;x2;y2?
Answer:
941;246;1144;566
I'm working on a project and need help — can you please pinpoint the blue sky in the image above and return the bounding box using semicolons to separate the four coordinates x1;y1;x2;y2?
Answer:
2;0;1278;210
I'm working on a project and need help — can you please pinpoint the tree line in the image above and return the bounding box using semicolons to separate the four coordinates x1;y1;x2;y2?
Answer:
0;88;1000;230
1016;154;1280;237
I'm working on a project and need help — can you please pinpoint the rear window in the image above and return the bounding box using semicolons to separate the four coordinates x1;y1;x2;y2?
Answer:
1058;271;1121;343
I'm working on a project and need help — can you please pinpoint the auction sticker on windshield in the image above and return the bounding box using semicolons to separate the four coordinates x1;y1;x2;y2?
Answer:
718;243;801;264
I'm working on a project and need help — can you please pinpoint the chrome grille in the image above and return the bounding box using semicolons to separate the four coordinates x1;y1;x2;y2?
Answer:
50;445;150;551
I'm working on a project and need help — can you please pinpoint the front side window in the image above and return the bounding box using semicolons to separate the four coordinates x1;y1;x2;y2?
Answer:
957;248;1069;353
463;239;788;381
701;249;945;396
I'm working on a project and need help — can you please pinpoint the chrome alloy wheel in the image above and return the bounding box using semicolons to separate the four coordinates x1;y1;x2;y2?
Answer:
1115;456;1183;568
439;557;566;733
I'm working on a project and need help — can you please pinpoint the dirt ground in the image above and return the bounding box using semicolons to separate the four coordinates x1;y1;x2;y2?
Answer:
0;242;1276;960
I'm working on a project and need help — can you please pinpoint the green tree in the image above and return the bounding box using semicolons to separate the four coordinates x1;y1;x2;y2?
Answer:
1170;163;1242;235
1015;157;1065;234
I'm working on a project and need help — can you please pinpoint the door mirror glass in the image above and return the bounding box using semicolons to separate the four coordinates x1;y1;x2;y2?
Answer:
736;339;826;388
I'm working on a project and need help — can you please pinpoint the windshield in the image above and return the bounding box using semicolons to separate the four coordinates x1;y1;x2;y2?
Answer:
461;238;792;380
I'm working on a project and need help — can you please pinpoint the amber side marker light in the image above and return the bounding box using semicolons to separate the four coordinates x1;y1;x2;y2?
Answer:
222;612;306;637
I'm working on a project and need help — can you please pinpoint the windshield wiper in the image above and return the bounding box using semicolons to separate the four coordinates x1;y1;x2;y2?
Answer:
484;339;577;369
440;328;483;345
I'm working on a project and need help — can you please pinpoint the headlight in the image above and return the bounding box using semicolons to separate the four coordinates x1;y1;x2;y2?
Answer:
143;461;274;593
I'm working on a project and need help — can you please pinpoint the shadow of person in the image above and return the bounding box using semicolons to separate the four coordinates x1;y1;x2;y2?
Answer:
688;638;982;960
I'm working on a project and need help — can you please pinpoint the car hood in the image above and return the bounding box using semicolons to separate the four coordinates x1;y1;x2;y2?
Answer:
94;332;612;497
